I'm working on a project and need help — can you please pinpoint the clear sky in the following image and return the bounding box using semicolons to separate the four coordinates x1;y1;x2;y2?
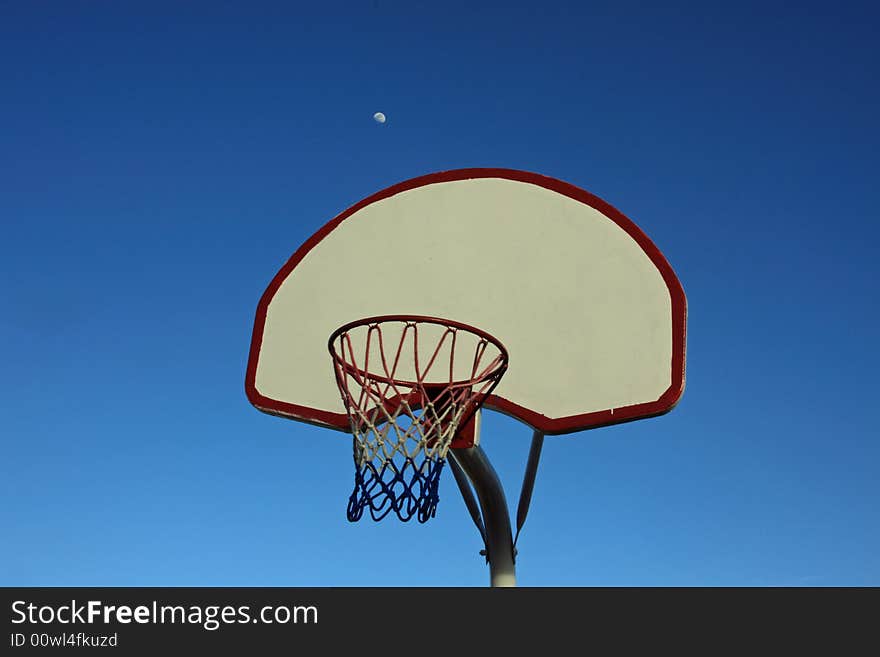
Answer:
2;2;878;587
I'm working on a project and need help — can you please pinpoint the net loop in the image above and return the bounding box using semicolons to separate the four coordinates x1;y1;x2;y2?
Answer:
329;316;508;522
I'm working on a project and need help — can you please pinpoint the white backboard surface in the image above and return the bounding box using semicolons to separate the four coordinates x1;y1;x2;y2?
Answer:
246;169;686;435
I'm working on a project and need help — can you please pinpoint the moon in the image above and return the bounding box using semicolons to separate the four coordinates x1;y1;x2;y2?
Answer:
373;112;386;124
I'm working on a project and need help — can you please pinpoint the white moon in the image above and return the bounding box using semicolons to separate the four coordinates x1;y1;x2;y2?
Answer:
373;112;386;124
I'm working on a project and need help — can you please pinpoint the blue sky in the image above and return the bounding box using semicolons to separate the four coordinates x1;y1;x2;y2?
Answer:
2;2;877;586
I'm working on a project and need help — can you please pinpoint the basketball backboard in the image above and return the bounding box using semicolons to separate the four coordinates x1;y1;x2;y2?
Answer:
246;168;686;435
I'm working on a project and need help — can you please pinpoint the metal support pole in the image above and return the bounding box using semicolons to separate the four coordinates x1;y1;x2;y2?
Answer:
449;445;517;587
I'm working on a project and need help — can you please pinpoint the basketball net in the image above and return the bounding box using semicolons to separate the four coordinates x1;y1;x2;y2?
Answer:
329;316;508;522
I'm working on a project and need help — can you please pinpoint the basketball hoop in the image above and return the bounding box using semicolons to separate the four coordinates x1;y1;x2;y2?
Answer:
329;315;508;522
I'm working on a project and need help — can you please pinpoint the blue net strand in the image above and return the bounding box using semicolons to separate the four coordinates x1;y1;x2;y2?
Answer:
347;453;445;523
